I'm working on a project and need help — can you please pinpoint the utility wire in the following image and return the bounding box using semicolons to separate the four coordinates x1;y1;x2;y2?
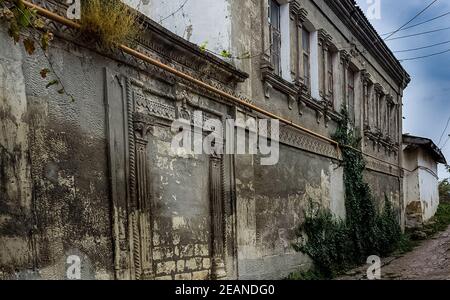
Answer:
398;47;450;61
441;135;450;150
159;0;188;24
382;0;439;41
381;11;450;36
438;117;450;146
386;26;450;41
393;40;450;53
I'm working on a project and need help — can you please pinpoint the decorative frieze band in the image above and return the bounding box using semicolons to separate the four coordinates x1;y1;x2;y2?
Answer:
365;155;400;177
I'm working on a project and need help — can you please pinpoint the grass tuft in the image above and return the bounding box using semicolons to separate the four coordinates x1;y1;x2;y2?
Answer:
80;0;140;47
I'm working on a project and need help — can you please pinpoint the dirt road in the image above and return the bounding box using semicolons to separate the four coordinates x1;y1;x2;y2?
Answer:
339;225;450;280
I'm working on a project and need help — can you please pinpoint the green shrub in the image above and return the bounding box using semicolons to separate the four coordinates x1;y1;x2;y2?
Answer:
293;107;403;277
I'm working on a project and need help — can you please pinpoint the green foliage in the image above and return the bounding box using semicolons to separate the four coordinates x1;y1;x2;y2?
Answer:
1;0;74;100
423;202;450;235
199;41;208;53
293;207;355;277
438;179;450;203
285;268;329;280
80;0;140;47
220;50;232;58
394;232;419;255
293;107;403;277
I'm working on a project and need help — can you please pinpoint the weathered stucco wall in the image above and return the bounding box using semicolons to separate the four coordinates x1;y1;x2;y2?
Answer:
0;25;115;279
0;25;114;279
1;0;409;280
236;144;344;279
364;171;402;216
403;147;440;225
0;26;34;278
1;9;244;279
129;0;233;54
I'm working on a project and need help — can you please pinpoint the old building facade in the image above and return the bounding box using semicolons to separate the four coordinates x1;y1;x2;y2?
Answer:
403;135;446;227
140;0;410;278
0;0;409;280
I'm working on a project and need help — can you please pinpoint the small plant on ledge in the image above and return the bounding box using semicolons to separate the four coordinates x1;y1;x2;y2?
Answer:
80;0;140;47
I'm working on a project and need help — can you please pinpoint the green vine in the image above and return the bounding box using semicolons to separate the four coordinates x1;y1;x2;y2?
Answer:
0;0;75;100
293;107;402;278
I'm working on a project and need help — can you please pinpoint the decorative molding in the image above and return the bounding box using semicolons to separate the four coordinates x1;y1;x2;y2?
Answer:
318;29;333;46
340;50;351;66
290;1;308;23
209;155;227;279
374;83;384;95
386;94;395;105
324;0;410;89
261;68;299;99
365;155;400;177
288;95;296;110
135;92;176;121
361;69;372;84
278;126;340;160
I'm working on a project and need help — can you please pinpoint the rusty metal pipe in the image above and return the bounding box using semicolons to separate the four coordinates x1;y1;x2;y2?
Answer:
21;0;340;149
19;1;402;171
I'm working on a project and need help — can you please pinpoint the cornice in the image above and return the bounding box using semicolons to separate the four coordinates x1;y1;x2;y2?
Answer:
324;0;410;89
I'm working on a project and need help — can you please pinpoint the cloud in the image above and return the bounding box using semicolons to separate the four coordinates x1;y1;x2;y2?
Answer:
357;0;450;178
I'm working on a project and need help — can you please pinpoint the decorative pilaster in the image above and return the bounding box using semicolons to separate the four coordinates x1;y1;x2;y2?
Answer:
210;154;227;279
318;29;333;102
340;50;350;107
386;94;394;139
374;83;383;132
292;4;308;88
260;0;273;73
133;114;154;280
361;70;371;130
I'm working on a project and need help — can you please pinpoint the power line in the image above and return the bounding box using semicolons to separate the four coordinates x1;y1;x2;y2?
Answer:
383;0;439;41
438;117;450;146
159;0;188;24
386;26;450;41
381;11;450;36
398;47;450;61
393;40;450;53
441;135;450;150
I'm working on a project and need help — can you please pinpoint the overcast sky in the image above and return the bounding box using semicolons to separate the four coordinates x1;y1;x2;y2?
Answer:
355;0;450;179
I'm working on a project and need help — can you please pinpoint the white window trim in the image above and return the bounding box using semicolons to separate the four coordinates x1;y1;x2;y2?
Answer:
310;31;320;100
279;4;291;81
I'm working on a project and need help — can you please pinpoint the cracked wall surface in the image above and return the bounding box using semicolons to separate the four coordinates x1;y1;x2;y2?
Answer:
1;0;407;280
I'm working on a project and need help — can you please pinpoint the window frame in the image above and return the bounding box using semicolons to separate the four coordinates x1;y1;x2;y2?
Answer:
347;67;356;124
302;27;311;91
327;50;334;102
269;0;282;76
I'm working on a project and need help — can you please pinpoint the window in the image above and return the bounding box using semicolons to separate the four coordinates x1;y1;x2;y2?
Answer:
302;28;310;90
269;0;281;76
327;51;334;101
347;68;355;124
365;83;373;127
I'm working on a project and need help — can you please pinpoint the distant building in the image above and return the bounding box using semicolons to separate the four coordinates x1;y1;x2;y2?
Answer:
403;135;447;228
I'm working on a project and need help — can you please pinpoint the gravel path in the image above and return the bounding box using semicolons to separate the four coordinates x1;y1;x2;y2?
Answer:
338;225;450;280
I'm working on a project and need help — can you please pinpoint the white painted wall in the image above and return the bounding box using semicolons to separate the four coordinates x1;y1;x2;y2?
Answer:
417;149;440;221
124;0;232;54
403;147;440;224
418;168;439;221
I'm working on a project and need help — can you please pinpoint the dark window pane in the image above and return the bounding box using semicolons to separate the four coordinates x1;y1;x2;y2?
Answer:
269;0;281;76
269;0;280;29
302;28;310;52
303;53;310;89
